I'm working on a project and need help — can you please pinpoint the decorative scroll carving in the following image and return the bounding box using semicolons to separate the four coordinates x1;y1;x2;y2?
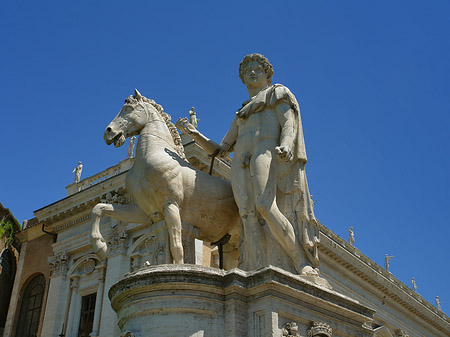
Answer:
48;251;68;276
396;330;410;337
307;322;332;337
281;322;300;337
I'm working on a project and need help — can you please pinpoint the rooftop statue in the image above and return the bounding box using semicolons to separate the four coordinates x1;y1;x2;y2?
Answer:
348;226;355;246
72;161;83;183
188;107;199;129
89;89;240;268
412;277;417;293
385;254;394;272
177;53;319;275
127;136;136;159
436;296;442;311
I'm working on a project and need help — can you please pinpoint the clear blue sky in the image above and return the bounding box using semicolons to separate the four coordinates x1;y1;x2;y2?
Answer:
1;1;449;314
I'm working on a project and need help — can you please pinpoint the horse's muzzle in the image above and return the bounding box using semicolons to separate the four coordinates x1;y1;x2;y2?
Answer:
104;124;125;147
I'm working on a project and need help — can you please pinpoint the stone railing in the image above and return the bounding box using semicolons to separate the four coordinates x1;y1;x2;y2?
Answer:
66;158;135;196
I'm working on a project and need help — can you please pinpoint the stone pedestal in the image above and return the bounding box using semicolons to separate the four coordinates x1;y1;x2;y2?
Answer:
109;265;375;337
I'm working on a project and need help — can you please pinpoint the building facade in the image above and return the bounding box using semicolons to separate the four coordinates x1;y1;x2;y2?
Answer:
3;139;450;337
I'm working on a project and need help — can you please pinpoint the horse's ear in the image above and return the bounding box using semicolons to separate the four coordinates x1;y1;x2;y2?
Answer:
134;88;143;101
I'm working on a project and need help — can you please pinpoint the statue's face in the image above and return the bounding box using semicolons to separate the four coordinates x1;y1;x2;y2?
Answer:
242;60;267;89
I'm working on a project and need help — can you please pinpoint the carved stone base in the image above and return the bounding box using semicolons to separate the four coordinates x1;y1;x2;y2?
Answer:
109;265;375;337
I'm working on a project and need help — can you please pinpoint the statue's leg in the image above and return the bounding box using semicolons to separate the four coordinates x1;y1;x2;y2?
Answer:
164;202;184;264
90;203;149;261
250;151;305;273
230;161;267;270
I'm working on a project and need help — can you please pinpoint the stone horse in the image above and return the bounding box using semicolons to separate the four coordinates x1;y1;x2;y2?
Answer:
90;89;241;269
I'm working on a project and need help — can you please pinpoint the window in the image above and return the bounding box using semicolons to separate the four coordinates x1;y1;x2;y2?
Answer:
0;249;13;279
78;293;96;337
15;274;45;337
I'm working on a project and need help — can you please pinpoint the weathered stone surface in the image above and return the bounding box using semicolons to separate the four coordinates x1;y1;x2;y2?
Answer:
109;265;375;337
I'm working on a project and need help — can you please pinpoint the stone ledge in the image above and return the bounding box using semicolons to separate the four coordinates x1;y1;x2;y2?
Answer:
109;264;375;319
108;264;376;337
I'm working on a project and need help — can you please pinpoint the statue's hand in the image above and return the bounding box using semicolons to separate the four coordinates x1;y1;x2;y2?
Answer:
275;145;293;162
176;117;199;136
236;108;246;119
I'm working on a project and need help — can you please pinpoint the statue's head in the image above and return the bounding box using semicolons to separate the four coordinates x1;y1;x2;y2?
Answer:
239;53;273;86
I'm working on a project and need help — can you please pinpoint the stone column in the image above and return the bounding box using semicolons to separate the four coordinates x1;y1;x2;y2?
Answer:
98;231;129;337
3;242;27;337
90;268;105;337
65;276;80;337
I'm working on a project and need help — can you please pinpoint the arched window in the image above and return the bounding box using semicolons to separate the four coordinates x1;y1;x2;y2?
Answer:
1;248;16;329
0;249;13;279
15;274;46;337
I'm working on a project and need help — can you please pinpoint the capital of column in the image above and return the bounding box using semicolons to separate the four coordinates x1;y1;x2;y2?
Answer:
70;276;80;290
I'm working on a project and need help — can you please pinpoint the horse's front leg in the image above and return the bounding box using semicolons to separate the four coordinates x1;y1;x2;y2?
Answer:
164;202;184;264
90;202;150;261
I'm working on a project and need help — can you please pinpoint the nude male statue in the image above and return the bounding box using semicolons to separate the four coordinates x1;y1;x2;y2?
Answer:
177;54;319;275
128;136;136;158
72;161;83;183
189;107;199;129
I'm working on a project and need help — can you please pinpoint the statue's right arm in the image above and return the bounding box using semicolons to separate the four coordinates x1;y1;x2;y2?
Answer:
176;117;222;156
219;117;238;157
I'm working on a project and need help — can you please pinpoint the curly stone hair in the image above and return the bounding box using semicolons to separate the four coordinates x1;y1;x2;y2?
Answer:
239;53;274;85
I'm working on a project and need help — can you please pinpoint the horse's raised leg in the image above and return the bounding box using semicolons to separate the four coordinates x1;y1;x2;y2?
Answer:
90;202;150;261
164;202;184;264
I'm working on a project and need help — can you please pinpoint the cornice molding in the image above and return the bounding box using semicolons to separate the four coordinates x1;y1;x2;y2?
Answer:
318;225;450;335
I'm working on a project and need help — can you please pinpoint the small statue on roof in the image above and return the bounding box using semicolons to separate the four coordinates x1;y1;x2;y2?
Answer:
72;161;83;183
189;107;199;129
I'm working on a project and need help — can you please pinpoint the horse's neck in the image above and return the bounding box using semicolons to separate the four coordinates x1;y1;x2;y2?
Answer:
135;119;176;156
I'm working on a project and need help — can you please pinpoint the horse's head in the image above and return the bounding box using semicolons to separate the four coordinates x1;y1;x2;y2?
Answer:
104;89;186;159
104;89;160;147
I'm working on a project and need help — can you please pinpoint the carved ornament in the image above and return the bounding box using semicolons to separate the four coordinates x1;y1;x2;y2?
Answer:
48;251;68;276
101;192;125;204
108;230;128;256
306;322;332;337
281;322;300;337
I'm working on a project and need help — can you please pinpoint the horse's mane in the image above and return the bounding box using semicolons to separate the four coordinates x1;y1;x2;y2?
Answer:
125;95;186;160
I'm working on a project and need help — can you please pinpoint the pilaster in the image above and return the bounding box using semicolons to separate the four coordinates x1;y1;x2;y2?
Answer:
98;232;129;337
40;251;70;337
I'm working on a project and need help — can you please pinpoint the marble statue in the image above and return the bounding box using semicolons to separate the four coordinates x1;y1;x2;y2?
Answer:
127;136;136;158
90;89;240;269
188;107;199;129
385;254;394;272
72;161;83;183
348;226;355;246
177;53;319;275
436;296;441;310
412;277;417;293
